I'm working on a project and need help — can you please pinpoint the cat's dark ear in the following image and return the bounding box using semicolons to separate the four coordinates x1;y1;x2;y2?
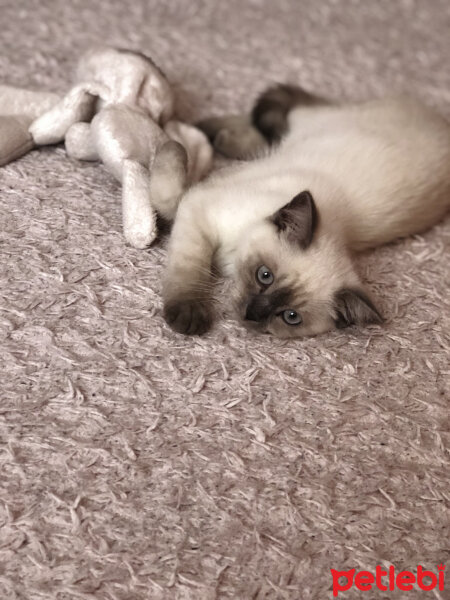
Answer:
270;190;318;249
333;288;383;329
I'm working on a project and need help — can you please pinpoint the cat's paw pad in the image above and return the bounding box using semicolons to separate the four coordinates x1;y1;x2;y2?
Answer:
164;300;212;335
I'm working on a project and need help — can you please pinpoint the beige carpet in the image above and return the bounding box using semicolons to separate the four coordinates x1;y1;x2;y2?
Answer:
1;1;449;599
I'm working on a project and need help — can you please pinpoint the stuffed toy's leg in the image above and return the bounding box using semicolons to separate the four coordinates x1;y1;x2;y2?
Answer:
91;104;167;178
65;122;99;161
122;160;157;249
164;120;212;183
91;103;168;248
148;140;188;221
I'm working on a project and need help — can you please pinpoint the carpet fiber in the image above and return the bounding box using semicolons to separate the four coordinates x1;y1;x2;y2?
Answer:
1;1;449;599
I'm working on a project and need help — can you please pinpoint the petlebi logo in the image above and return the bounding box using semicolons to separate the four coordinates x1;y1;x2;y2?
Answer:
330;564;445;597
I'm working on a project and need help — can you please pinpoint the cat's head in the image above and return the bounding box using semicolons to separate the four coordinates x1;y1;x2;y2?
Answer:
233;190;383;338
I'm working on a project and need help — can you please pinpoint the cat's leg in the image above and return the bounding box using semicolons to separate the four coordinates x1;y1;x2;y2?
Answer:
163;203;215;335
197;114;267;160
251;84;330;143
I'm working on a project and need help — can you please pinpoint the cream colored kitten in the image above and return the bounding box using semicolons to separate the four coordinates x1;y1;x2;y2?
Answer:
160;86;450;337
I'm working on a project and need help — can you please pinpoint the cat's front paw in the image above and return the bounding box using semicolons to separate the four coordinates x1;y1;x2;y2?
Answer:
164;299;212;336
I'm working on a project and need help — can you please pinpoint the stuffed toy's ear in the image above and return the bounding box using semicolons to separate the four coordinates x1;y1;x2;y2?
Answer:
333;288;383;329
270;190;318;249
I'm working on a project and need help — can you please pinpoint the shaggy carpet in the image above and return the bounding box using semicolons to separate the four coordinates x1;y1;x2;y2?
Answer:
0;1;449;599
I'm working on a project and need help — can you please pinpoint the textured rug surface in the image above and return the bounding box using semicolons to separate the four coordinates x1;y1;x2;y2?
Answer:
1;1;449;599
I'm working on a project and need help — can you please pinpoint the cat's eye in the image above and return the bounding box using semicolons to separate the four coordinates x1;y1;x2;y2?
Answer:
282;309;302;326
256;265;274;286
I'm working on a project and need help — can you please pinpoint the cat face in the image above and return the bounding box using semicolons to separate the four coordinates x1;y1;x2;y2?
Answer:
233;191;383;338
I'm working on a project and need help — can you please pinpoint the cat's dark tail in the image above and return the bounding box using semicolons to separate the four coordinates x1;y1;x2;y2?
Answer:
251;84;330;143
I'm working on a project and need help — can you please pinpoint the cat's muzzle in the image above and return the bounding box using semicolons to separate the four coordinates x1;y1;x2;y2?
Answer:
244;294;273;322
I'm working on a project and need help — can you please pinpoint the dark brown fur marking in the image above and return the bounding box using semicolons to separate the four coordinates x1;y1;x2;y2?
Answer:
271;191;319;249
245;287;292;322
164;298;212;335
251;84;329;143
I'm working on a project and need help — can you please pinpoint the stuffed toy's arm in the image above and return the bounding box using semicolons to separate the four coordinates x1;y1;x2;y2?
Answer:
29;83;100;145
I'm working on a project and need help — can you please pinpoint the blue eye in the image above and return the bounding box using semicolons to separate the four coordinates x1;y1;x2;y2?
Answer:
256;265;274;286
282;309;302;325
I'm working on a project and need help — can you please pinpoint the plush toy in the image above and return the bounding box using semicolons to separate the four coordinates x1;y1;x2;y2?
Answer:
0;47;213;248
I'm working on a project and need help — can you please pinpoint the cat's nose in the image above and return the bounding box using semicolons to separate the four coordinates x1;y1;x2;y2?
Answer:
245;295;272;322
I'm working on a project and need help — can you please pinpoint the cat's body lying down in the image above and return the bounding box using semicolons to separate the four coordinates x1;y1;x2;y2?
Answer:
156;86;450;337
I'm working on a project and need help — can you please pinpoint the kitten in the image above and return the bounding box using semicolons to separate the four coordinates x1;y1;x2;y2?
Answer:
159;85;450;337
